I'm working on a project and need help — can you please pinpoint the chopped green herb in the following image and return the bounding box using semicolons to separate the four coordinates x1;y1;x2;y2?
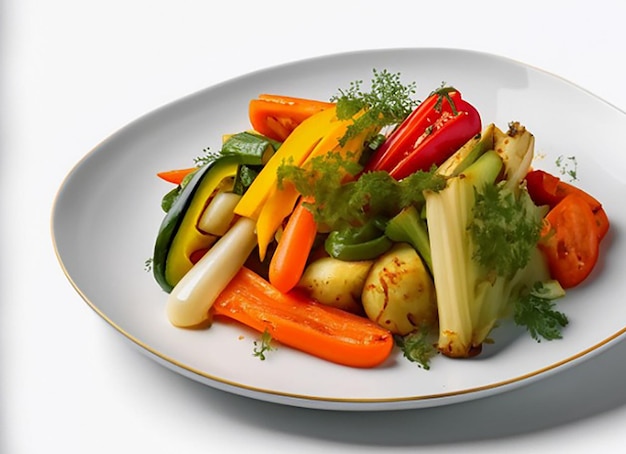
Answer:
514;281;569;341
277;152;445;230
331;69;419;146
194;146;221;167
430;82;459;115
144;258;153;272
556;154;578;182
395;326;438;370
470;183;543;277
253;329;275;360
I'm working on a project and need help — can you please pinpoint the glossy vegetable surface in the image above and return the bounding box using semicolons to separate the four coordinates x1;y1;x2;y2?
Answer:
538;194;600;288
361;244;437;335
297;257;373;314
364;88;481;179
153;159;237;292
150;73;611;369
249;94;335;142
325;220;392;261
235;107;339;221
157;167;196;185
526;169;610;240
212;267;395;368
268;196;318;293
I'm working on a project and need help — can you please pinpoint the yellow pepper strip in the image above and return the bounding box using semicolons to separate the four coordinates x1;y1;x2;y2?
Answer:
255;181;300;261
234;106;338;220
255;110;375;260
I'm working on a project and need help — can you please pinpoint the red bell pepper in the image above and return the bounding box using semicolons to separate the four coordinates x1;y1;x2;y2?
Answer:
363;87;481;179
526;169;609;240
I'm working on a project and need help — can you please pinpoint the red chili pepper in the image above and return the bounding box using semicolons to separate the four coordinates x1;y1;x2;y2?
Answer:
363;88;481;179
526;169;609;240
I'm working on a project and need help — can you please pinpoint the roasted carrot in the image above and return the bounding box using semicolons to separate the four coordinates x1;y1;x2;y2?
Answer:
269;196;318;293
157;167;197;185
212;267;394;368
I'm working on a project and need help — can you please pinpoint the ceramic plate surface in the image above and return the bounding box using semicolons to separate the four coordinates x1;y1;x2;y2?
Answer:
52;48;626;411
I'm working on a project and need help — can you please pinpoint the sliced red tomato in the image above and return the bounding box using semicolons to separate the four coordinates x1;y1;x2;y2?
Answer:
526;169;609;240
538;194;600;288
248;94;335;142
593;206;610;240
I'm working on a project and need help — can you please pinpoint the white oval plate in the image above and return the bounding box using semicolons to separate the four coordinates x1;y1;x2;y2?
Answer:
52;48;626;411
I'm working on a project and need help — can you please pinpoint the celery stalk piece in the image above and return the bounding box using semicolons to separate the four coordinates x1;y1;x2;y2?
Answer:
426;150;503;357
384;205;433;274
494;122;535;193
426;123;553;358
437;124;495;177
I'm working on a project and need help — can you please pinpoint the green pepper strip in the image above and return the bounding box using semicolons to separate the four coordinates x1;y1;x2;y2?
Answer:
221;131;278;163
324;220;392;261
224;132;281;196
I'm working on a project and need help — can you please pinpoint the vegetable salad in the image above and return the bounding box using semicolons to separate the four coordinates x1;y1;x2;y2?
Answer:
150;70;609;369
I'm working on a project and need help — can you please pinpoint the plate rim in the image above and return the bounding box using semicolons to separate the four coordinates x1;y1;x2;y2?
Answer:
51;46;626;411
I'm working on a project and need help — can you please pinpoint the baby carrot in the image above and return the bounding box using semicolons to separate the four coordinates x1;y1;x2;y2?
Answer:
212;267;394;368
268;196;318;293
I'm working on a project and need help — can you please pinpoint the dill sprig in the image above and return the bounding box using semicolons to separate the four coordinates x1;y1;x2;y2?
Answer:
556;155;578;182
331;69;419;146
253;329;275;360
277;151;444;230
470;184;543;278
514;282;569;341
395;325;438;370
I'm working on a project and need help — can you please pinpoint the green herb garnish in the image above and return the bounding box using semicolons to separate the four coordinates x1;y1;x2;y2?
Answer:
331;69;419;146
395;326;438;370
470;183;543;278
194;146;221;167
277;152;445;230
253;329;275;360
556;154;578;182
514;282;569;341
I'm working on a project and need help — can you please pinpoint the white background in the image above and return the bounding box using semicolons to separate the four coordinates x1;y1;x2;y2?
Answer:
3;1;626;452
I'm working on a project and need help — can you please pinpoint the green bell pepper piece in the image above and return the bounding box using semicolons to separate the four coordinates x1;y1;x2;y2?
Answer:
324;219;392;261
